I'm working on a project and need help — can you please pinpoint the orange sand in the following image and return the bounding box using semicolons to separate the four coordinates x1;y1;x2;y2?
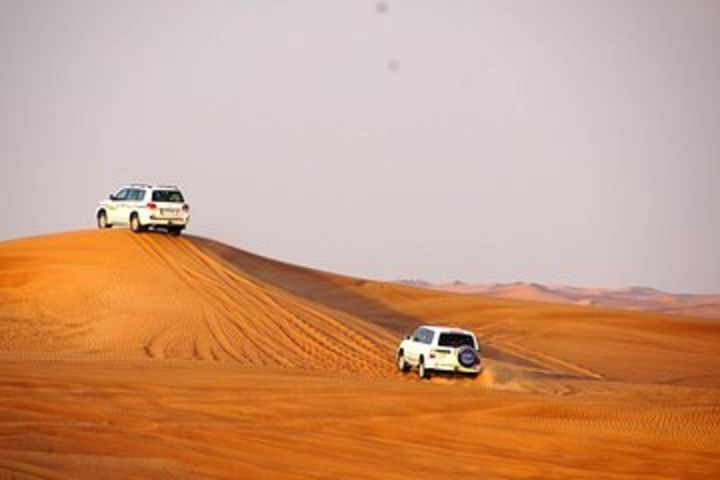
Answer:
1;230;719;478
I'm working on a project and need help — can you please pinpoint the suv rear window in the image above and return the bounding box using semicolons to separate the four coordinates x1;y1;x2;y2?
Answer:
152;190;184;203
438;333;475;349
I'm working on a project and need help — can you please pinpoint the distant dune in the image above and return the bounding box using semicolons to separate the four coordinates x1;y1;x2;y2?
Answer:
397;280;720;319
1;230;720;479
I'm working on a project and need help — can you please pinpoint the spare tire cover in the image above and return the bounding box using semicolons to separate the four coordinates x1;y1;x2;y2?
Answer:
458;346;478;368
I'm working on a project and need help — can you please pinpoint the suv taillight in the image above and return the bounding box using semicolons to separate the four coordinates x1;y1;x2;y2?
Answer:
146;202;157;209
182;204;190;213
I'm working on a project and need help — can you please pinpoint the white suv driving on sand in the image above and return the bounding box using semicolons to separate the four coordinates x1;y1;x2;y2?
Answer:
397;326;482;379
96;184;190;235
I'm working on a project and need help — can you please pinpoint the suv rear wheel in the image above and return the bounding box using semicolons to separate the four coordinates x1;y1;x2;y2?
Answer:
418;357;430;380
130;213;144;233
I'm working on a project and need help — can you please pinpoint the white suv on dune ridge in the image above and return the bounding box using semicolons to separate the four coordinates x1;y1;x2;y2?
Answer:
397;326;482;379
96;184;190;235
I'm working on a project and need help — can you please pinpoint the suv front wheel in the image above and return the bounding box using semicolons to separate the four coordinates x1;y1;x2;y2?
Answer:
397;351;410;373
97;210;111;229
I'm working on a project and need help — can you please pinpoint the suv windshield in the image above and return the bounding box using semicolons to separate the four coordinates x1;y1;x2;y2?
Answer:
438;333;475;349
152;190;184;203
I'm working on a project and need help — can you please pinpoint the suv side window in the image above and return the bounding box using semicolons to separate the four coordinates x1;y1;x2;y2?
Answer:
129;189;145;201
413;328;433;344
114;189;130;201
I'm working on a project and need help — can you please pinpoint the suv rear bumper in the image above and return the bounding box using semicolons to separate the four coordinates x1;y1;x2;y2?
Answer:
431;364;482;373
139;210;189;226
428;365;483;378
426;359;482;374
147;217;188;225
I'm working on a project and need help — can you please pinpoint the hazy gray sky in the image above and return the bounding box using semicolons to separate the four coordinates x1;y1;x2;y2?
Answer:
1;1;719;293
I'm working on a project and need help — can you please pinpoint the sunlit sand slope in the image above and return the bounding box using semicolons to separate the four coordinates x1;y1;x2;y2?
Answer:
1;356;719;479
0;230;395;376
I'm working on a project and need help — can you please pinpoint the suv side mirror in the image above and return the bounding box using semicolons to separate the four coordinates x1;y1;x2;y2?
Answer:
109;193;116;200
405;335;411;340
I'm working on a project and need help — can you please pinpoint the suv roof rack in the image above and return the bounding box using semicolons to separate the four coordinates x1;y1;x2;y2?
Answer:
129;183;152;188
156;185;179;189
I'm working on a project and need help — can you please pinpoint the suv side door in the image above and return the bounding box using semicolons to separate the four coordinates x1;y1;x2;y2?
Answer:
107;188;130;224
406;328;431;365
127;189;146;218
404;328;421;365
417;329;434;364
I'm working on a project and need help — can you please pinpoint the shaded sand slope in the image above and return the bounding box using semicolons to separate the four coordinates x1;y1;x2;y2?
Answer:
192;235;431;334
0;230;395;376
195;236;720;386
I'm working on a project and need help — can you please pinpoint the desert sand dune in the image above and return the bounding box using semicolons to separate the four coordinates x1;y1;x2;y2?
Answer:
1;230;720;478
425;281;720;319
0;230;395;376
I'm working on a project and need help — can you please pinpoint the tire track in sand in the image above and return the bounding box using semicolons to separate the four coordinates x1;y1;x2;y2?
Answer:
129;232;394;376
